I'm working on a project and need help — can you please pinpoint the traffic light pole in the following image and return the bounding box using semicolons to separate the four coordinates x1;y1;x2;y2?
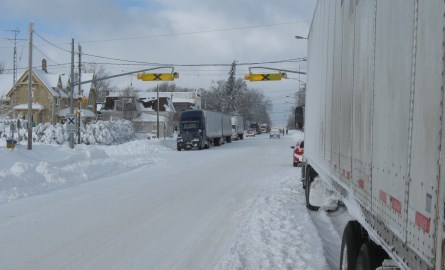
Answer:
71;67;173;87
156;85;159;138
69;38;75;149
248;66;306;75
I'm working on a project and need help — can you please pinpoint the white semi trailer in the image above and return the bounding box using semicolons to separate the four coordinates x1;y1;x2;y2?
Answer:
304;1;445;269
231;115;245;140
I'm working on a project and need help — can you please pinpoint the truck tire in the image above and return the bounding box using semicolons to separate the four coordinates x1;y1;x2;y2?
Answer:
355;241;386;270
177;146;181;151
340;221;364;270
214;138;220;146
304;166;320;211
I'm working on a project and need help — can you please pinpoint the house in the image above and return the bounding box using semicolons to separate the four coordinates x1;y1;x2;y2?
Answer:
101;90;177;137
5;60;68;124
1;59;97;124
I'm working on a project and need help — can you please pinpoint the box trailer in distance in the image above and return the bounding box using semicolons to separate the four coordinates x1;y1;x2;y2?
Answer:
303;1;445;269
231;116;245;140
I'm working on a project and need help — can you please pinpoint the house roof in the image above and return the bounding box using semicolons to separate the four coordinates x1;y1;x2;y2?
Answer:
33;69;61;97
13;103;44;111
171;97;195;104
2;69;95;100
57;107;96;117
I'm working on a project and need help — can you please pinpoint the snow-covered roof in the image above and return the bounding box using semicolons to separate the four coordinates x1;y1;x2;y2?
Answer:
171;98;195;104
57;107;96;117
133;112;167;123
81;109;95;117
33;70;61;97
13;103;44;111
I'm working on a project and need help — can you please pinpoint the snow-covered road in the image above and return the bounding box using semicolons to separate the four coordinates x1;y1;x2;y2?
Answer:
0;131;336;269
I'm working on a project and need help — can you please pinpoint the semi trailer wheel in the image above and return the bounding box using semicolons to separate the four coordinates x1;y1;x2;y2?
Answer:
340;221;363;270
304;166;320;211
355;241;387;270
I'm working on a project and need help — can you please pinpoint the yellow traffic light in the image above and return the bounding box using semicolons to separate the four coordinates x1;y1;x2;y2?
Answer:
244;72;286;81
136;72;179;81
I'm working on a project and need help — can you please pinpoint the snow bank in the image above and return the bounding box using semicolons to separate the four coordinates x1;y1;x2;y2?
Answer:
0;120;135;145
0;138;176;205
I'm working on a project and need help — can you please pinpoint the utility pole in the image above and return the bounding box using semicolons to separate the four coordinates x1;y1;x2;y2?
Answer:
5;28;20;88
156;84;160;138
69;38;74;149
27;22;33;150
77;44;82;144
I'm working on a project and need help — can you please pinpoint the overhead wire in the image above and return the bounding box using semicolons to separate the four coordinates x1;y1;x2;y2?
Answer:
31;30;307;73
32;45;60;65
34;31;71;54
79;20;310;44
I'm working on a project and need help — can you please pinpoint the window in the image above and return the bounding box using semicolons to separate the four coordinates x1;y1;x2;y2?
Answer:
181;122;199;131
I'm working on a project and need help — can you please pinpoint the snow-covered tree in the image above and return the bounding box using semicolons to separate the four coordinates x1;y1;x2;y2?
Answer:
202;79;272;126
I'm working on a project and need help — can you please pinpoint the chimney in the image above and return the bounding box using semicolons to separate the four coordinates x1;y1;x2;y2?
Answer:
42;59;47;73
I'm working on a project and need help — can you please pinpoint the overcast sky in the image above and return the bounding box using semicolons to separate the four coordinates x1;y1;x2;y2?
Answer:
0;0;315;126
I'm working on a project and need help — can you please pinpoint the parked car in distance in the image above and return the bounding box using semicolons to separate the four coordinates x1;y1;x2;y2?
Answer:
269;127;281;139
245;129;256;137
291;139;304;167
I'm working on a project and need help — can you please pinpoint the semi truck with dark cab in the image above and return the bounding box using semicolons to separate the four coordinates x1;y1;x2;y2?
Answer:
177;110;232;151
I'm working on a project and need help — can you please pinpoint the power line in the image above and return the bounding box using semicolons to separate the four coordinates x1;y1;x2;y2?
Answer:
29;32;307;70
79;20;310;44
33;44;60;65
34;31;71;54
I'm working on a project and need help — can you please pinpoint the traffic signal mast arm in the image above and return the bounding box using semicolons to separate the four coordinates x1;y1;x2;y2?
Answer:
248;66;306;75
72;66;175;86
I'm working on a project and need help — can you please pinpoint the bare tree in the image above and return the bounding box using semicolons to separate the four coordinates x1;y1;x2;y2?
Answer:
116;87;139;121
0;62;5;74
83;64;111;103
148;82;195;93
